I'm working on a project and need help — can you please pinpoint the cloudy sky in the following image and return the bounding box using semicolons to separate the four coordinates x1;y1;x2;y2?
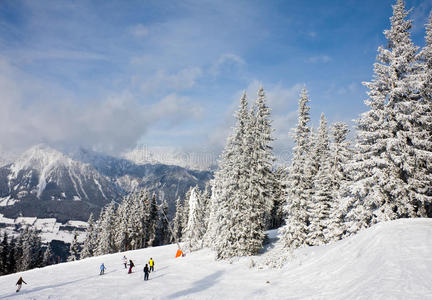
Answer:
0;0;431;160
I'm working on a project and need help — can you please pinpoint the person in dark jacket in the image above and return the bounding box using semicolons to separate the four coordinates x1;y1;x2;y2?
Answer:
128;260;135;274
16;277;27;292
143;264;150;281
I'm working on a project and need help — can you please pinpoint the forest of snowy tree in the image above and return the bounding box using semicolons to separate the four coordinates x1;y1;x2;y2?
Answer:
77;0;432;261
2;0;431;272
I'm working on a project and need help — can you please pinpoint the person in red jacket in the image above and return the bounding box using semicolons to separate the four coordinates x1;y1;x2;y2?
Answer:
128;260;135;274
16;277;27;293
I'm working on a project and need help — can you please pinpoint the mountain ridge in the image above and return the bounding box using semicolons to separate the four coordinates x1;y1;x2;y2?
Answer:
0;144;212;223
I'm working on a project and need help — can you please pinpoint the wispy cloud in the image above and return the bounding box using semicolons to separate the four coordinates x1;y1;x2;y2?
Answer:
210;54;246;76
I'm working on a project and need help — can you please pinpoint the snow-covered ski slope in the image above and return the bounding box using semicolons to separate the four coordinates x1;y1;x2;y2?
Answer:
1;218;431;299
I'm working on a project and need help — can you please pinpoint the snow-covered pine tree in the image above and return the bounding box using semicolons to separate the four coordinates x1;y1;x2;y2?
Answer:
129;191;145;249
156;199;170;246
241;87;275;254
115;195;133;251
0;231;8;275
184;186;206;251
345;0;421;233
412;11;432;217
43;244;53;266
81;213;97;258
95;202;117;255
181;187;193;241
280;88;312;250
172;197;183;243
308;113;332;246
201;183;212;231
147;194;159;247
17;227;31;272
68;231;80;261
7;237;17;274
326;122;352;241
270;167;288;229
206;92;249;258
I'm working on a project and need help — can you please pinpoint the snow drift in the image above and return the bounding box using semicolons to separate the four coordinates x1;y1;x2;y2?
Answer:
0;218;431;299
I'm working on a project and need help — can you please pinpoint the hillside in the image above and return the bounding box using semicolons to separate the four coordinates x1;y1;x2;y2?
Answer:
0;219;431;299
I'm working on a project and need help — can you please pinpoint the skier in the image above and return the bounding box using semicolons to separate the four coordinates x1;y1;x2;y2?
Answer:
128;259;135;274
149;257;154;272
16;277;27;293
100;263;106;275
143;264;150;281
122;255;127;269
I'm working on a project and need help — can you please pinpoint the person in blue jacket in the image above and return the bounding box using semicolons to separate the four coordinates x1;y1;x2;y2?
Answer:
100;263;106;275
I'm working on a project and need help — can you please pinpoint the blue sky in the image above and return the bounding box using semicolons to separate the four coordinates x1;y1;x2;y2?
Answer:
0;0;431;160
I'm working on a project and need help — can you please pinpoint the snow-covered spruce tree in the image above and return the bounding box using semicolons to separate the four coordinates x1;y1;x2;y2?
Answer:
181;187;193;241
114;196;131;252
184;186;206;251
0;231;9;275
250;87;276;230
95;202;117;255
172;197;183;243
326;122;352;241
68;231;80;262
308;114;332;246
81;213;97;258
413;11;432;217
128;192;142;249
240;87;275;253
201;183;212;229
147;194;159;247
345;0;422;233
43;244;53;266
280;88;312;250
156;199;170;246
270;167;288;229
205;92;250;257
7;237;17;273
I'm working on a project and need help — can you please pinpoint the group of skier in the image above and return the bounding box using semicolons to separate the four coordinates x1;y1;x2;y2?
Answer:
99;255;155;281
14;256;156;293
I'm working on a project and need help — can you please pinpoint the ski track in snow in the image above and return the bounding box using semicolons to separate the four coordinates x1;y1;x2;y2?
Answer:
0;219;431;299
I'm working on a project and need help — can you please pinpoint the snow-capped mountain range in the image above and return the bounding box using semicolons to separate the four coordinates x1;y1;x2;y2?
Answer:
0;144;212;223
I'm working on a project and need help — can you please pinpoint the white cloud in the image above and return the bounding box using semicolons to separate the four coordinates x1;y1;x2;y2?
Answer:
149;93;204;126
209;53;246;76
0;59;203;155
139;67;203;94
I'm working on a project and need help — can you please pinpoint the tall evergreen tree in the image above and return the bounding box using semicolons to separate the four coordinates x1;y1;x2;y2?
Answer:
181;188;193;241
308;114;332;246
172;197;184;243
280;88;312;250
81;213;97;258
327;122;352;241
68;231;80;262
7;237;17;274
156;199;170;246
206;92;250;258
43;244;53;266
95;202;117;255
270;167;288;229
0;231;9;275
184;187;206;251
345;0;421;233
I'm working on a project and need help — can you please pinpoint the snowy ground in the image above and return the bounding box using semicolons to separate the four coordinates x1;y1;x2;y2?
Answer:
0;218;431;299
